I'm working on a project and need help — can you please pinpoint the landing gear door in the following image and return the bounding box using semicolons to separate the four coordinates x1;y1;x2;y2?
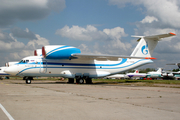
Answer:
40;60;47;73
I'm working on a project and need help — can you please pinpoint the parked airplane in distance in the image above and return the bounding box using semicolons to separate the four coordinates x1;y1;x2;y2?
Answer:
106;74;128;79
0;61;18;79
146;68;163;78
5;33;176;84
0;67;10;79
126;70;146;79
171;71;180;80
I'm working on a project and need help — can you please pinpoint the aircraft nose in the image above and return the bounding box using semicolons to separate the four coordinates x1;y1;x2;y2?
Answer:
4;67;17;75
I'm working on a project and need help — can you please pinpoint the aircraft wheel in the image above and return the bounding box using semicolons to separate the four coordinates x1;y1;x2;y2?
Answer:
26;79;31;84
79;79;84;84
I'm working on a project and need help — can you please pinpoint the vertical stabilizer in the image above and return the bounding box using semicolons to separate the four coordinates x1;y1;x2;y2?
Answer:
156;68;163;73
134;70;139;73
131;33;176;57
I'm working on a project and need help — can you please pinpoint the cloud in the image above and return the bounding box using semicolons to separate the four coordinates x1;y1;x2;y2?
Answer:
56;25;128;41
0;0;66;27
0;30;49;66
0;32;17;42
11;27;37;40
141;16;158;23
56;25;108;41
109;0;180;28
27;34;49;50
56;25;132;55
0;40;25;51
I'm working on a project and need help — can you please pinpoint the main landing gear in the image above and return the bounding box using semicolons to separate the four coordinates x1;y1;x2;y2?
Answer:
23;77;33;84
68;77;92;84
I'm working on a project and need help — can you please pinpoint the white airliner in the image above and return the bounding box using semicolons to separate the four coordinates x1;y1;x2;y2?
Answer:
106;74;128;79
126;70;147;78
146;68;163;78
0;67;10;78
5;33;176;84
0;62;18;79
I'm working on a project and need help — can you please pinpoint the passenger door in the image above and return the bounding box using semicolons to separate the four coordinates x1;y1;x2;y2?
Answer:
40;60;47;73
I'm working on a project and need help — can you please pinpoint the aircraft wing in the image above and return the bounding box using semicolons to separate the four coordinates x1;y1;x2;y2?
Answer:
167;63;180;65
167;63;180;68
71;53;156;60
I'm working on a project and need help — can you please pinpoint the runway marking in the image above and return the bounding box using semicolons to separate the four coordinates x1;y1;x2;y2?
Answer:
0;103;15;120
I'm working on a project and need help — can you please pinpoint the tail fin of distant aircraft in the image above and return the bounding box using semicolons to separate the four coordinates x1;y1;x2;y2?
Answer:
131;32;176;57
156;68;163;73
134;70;139;73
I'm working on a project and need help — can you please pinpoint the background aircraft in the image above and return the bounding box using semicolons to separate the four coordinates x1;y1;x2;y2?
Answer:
105;74;128;79
5;33;176;84
126;70;146;79
146;68;163;79
0;67;10;79
0;62;18;79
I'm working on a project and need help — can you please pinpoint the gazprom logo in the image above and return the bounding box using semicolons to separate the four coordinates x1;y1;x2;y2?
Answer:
141;43;148;55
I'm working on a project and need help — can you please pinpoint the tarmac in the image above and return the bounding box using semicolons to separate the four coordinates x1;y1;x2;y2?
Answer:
0;79;180;120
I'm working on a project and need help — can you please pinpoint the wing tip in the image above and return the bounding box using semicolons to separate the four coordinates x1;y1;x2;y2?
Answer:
145;57;157;60
169;32;176;36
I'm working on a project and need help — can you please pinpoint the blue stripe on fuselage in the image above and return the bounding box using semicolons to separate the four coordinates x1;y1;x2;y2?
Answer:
46;58;127;67
16;58;128;66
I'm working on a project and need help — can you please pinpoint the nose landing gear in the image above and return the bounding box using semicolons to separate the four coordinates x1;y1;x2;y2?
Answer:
23;77;33;84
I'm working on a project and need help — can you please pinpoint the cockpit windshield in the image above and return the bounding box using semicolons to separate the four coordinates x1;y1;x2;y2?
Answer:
19;60;29;63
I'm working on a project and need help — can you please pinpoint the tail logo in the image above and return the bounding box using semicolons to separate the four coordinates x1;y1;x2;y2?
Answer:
141;43;148;55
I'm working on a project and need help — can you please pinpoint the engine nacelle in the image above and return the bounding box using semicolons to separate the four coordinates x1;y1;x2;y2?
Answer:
34;49;42;56
42;45;81;59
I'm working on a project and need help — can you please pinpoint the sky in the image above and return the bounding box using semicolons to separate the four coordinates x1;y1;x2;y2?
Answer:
0;0;180;71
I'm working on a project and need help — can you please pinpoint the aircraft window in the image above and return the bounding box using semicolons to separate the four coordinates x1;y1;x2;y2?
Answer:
19;60;23;63
26;60;29;63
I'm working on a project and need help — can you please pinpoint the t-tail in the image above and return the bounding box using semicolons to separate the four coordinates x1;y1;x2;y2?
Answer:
156;68;163;73
130;32;176;58
134;70;139;73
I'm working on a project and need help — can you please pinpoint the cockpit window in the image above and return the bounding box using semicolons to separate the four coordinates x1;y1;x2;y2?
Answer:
19;60;29;63
19;60;23;63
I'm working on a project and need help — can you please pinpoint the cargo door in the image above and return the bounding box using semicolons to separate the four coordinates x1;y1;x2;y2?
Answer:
40;60;47;73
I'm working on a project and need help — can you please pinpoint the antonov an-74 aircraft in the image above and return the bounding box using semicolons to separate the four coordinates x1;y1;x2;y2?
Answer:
5;33;176;84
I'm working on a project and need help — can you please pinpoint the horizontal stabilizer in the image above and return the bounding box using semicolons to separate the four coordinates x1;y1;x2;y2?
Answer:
167;63;180;68
167;63;180;65
131;32;176;57
132;32;176;40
